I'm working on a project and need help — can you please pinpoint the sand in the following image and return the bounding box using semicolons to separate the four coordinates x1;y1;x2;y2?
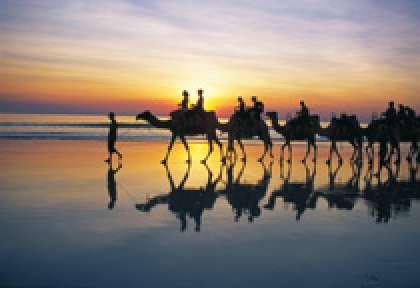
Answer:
0;139;419;287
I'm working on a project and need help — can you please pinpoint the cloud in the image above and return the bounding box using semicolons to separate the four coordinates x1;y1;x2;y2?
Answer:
1;0;420;117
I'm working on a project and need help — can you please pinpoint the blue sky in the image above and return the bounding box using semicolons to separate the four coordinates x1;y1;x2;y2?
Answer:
1;0;419;118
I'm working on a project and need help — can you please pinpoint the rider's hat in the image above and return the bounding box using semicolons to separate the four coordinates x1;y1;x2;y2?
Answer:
182;90;188;96
251;96;257;101
198;89;203;94
108;112;115;118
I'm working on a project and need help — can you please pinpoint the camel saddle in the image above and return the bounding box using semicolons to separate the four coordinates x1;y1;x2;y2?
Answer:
170;109;215;131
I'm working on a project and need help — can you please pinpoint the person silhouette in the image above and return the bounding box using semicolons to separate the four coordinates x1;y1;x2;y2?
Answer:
107;162;122;209
105;112;122;163
235;96;246;120
298;100;309;120
398;104;406;122
237;96;245;113
383;101;397;126
180;90;189;111
250;96;264;120
194;89;204;111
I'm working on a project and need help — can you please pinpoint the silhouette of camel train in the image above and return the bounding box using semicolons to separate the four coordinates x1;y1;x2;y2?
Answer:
131;159;419;232
135;90;419;167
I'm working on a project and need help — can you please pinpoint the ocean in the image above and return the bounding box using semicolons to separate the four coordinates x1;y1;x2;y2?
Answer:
0;113;337;141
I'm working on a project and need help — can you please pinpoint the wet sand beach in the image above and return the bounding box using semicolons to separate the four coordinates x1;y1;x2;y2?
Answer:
1;139;419;287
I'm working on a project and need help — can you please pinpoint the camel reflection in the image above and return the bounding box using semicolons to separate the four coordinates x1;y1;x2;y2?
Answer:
135;163;222;232
363;162;419;223
220;160;273;222
319;161;361;210
134;159;418;230
264;161;316;221
264;160;419;223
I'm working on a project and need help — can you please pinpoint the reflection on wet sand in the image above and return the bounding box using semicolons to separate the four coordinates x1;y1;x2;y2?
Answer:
135;163;222;232
219;160;272;223
107;162;122;210
131;150;419;230
264;160;316;221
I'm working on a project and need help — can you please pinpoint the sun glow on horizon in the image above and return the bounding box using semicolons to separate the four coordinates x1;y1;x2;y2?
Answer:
1;1;420;119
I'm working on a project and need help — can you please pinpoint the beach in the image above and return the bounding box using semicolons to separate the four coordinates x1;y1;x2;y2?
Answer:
1;139;419;287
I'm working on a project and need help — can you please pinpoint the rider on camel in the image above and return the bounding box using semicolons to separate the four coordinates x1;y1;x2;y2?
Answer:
398;104;407;125
237;96;245;113
250;96;264;121
180;90;189;111
235;96;246;120
382;101;397;127
193;89;204;111
297;101;310;120
404;105;416;125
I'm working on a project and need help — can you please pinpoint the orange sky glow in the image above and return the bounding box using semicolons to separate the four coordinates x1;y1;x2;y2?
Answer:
1;1;420;120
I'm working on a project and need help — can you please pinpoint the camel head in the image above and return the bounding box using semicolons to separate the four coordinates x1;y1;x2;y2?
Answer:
136;110;152;121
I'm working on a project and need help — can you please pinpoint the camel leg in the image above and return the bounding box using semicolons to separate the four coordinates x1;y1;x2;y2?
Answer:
232;142;238;163
180;135;191;163
367;143;374;166
326;142;334;165
287;142;292;163
302;141;311;163
313;142;317;163
202;138;213;164
335;142;343;165
213;136;226;163
259;142;269;162
238;139;246;162
376;141;387;178
407;142;414;162
394;143;401;164
280;142;286;162
269;140;274;158
162;134;177;164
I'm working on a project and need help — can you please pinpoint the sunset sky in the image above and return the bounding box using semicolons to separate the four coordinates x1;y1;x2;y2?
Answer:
1;0;420;120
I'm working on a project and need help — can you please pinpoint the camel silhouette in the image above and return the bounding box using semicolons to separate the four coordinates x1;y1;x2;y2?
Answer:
136;110;225;164
363;118;401;165
217;113;273;162
319;115;363;165
266;111;320;163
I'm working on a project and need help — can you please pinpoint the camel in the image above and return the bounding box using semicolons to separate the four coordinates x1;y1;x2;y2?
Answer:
136;110;225;164
266;111;320;163
318;115;363;165
363;118;401;165
217;113;273;162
